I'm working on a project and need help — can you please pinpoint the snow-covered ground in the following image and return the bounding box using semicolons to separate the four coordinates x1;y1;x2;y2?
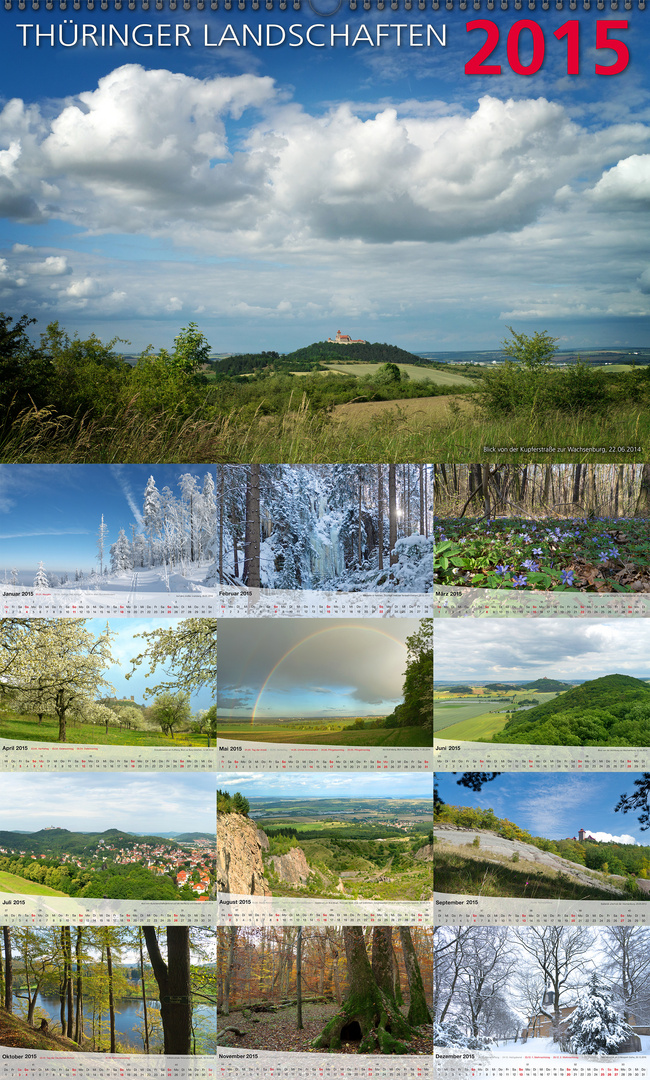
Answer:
495;1034;650;1055
2;535;433;594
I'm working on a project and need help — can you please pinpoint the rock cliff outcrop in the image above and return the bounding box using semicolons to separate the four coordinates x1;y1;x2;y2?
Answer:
216;812;271;896
414;842;433;861
266;846;312;885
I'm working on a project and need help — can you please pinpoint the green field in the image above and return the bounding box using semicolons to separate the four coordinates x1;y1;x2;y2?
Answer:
434;701;506;731
0;871;68;897
434;692;559;739
323;361;475;386
0;709;211;747
435;712;510;741
217;723;430;747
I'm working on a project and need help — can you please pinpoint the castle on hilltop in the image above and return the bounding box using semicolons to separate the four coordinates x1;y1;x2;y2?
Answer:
327;330;367;345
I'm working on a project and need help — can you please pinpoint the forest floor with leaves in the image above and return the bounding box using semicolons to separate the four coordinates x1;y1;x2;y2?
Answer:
435;517;650;592
218;1001;432;1055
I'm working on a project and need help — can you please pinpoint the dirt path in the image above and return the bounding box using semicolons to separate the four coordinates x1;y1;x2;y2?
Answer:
332;394;476;426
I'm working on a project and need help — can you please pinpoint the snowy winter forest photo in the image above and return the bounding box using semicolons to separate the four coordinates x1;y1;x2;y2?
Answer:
434;925;650;1057
0;464;433;595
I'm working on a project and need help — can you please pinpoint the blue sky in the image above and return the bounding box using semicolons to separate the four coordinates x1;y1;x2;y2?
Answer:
0;772;215;833
0;9;649;349
216;771;433;798
0;464;214;571
80;617;214;709
435;771;650;845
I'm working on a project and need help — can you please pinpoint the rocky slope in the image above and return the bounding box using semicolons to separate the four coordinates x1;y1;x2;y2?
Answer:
216;812;271;896
266;846;312;885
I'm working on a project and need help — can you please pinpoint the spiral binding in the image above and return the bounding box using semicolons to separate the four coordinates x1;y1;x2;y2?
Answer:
2;0;645;11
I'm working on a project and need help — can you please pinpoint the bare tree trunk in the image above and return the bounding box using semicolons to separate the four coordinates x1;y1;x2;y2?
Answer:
139;929;150;1054
371;928;394;998
74;928;83;1045
635;464;650;516
399;927;432;1026
243;464;261;588
389;465;397;565
223;926;237;1017
296;927;303;1030
481;465;491;518
572;464;582;506
377;465;384;571
3;928;12;1013
358;481;363;567
60;927;67;1036
106;943;116;1053
65;927;73;1039
218;467;224;583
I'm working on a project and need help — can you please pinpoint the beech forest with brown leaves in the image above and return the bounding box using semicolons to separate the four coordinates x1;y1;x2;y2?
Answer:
217;925;433;1055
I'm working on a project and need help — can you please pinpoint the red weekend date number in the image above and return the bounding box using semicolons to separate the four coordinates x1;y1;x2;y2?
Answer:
466;19;629;76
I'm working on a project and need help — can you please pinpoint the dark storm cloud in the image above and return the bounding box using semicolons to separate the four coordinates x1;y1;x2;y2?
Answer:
217;618;419;715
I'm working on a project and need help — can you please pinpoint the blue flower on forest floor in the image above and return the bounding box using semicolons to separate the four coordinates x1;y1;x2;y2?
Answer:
494;564;510;576
561;569;574;586
512;574;528;587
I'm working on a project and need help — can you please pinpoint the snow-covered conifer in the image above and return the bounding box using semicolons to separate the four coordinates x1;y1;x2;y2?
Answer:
110;528;133;573
33;562;49;588
565;972;638;1056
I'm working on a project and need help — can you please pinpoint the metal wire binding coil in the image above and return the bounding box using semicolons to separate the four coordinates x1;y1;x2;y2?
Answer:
3;0;647;7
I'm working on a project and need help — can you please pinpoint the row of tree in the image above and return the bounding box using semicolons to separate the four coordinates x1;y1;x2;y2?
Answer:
218;925;432;1054
0;925;215;1054
0;617;216;742
98;465;432;590
434;464;650;519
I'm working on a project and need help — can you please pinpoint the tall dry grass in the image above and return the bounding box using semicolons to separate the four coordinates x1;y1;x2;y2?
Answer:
2;396;647;463
0;399;440;464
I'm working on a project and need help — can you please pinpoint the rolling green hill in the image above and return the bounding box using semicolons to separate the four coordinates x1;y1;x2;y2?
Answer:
0;827;182;856
521;678;572;692
493;673;650;745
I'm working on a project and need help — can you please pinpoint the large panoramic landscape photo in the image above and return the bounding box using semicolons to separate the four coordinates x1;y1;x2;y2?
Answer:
0;8;648;460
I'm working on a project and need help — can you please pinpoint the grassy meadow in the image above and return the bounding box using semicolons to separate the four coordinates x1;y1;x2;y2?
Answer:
433;846;633;901
3;319;649;463
434;691;559;741
0;707;212;747
217;719;431;747
0;870;68;897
